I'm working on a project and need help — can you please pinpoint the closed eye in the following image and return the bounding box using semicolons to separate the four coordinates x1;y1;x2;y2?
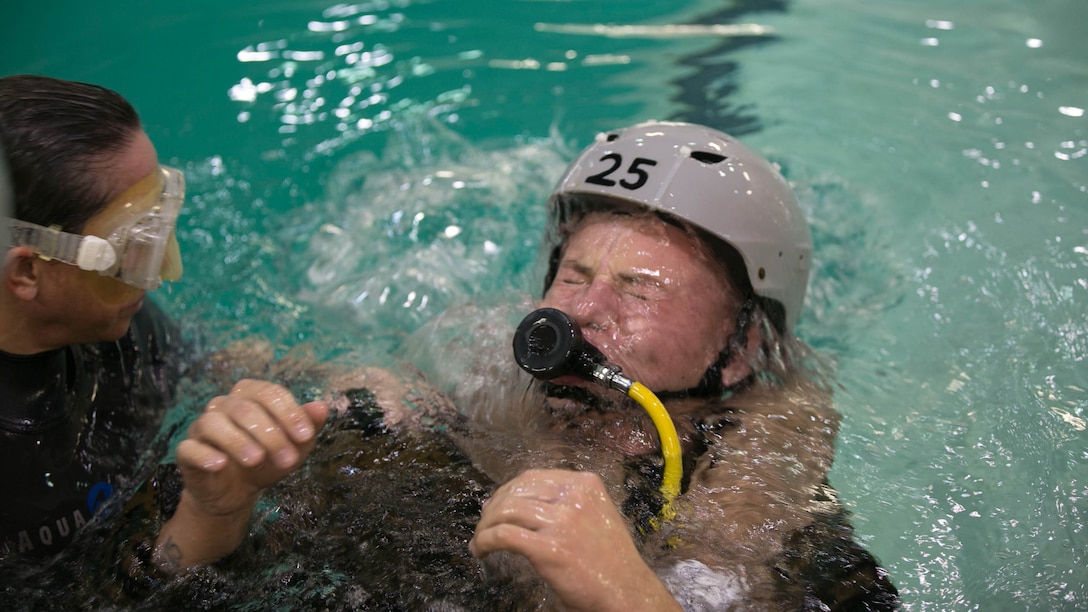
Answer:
617;273;664;301
554;262;592;286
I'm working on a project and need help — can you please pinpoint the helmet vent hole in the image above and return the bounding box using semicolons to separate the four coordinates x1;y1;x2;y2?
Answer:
606;133;620;142
689;151;727;164
758;267;766;280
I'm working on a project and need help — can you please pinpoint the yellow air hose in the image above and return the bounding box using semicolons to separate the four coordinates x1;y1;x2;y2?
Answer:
513;307;683;525
627;381;681;521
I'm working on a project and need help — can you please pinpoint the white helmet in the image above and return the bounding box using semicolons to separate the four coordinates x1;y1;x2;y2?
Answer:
547;121;812;332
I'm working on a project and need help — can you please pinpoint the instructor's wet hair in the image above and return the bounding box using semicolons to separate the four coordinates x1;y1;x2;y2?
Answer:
0;74;141;232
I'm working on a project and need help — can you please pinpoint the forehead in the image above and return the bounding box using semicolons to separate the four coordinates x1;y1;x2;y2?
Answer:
563;212;716;270
82;130;160;235
559;211;740;303
103;130;158;199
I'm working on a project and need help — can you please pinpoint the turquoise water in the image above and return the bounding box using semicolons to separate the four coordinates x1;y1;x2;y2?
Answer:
3;0;1086;609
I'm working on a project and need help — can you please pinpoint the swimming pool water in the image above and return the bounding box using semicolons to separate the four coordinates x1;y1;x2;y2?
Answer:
2;0;1085;609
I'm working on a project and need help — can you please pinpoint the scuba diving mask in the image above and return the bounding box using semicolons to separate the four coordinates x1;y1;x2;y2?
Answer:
6;165;184;290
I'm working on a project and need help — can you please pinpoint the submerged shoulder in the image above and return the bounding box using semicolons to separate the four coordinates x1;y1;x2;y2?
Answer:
727;375;840;443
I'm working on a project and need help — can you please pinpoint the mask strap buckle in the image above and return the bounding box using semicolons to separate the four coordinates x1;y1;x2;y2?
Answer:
75;235;116;272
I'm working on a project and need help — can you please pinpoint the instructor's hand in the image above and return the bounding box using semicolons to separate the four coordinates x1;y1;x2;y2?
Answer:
154;379;328;572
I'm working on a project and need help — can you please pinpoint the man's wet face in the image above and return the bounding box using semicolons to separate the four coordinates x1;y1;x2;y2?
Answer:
539;213;740;395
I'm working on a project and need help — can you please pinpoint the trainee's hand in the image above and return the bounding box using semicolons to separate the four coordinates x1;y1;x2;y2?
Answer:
469;469;680;612
175;379;329;517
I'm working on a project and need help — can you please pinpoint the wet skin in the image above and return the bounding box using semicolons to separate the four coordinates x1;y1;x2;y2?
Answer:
539;212;742;394
17;130;161;349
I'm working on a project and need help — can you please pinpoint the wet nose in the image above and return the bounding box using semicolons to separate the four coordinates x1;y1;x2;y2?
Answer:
562;278;619;332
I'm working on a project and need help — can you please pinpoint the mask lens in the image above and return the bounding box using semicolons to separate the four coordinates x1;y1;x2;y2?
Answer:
160;232;183;282
117;214;170;289
97;166;185;289
82;269;145;305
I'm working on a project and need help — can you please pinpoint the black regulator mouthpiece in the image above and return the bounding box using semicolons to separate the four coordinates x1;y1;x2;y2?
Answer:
512;307;632;392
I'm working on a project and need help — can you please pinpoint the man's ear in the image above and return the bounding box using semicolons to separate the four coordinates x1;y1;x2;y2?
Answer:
719;312;765;388
4;246;42;300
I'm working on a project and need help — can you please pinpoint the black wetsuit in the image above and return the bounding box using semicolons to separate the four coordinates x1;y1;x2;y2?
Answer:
0;300;179;559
